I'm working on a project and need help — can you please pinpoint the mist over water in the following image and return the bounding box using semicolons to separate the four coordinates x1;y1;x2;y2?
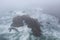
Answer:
0;0;60;40
0;8;60;40
0;0;60;21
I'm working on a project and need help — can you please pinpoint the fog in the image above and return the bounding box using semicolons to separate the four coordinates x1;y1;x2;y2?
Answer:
0;0;60;40
0;0;60;20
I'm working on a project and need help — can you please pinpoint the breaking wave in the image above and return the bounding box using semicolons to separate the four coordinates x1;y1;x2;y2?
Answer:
0;8;60;40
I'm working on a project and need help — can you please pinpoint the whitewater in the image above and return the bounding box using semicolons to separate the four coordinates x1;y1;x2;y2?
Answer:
0;8;60;40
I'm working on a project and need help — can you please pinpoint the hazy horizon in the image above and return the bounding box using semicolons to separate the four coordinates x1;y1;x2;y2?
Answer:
0;0;60;20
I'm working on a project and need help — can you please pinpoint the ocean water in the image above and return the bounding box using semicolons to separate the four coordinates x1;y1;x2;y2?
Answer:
0;8;60;40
